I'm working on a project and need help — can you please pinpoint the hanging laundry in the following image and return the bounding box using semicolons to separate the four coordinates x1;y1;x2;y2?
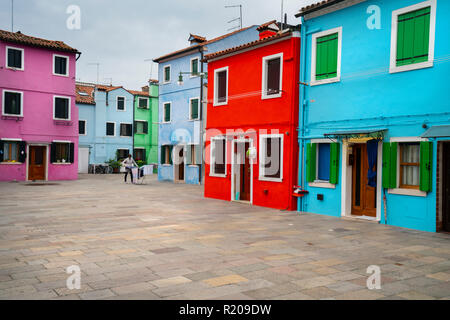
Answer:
367;139;378;187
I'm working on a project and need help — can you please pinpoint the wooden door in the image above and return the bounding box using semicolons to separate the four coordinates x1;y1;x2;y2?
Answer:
178;147;184;181
240;142;251;201
28;146;46;181
352;144;376;217
443;143;450;232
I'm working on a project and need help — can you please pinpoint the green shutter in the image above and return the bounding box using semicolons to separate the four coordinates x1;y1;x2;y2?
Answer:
306;143;317;183
389;142;398;189
419;141;432;192
382;142;391;189
316;33;338;80
396;7;431;67
191;99;199;119
164;104;170;122
169;145;173;165
161;146;166;164
329;143;340;184
143;122;148;134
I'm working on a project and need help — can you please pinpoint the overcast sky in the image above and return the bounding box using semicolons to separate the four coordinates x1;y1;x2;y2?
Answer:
0;0;317;90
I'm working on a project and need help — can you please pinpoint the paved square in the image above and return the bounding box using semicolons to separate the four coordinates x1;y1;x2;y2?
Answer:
0;174;449;300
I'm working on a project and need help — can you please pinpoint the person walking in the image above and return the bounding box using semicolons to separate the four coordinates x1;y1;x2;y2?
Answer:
121;154;137;183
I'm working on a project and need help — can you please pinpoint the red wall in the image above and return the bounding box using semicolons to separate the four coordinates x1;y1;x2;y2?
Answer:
205;34;300;211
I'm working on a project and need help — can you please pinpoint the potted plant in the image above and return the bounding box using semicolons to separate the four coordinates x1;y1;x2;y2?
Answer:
107;159;121;173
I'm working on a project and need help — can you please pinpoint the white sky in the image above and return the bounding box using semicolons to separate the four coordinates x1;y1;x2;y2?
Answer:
0;0;318;90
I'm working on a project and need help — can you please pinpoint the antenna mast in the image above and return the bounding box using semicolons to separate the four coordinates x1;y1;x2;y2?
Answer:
88;62;100;85
11;0;14;32
225;4;242;31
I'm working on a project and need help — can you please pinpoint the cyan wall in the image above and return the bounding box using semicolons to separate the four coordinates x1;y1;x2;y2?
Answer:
299;0;450;232
77;103;95;163
157;26;260;184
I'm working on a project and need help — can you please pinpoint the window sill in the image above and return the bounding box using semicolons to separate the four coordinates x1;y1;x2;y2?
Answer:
162;164;172;167
52;162;72;165
188;165;199;168
53;118;71;121
188;119;200;122
120;136;133;138
2;114;23;118
261;93;282;100
388;188;427;197
310;77;340;86
309;181;336;189
213;101;228;107
53;73;69;77
161;122;171;124
389;61;433;74
0;162;23;165
210;173;226;178
6;67;24;72
162;81;171;85
259;176;283;183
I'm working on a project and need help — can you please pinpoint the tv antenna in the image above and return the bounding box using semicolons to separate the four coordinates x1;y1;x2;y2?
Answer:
225;4;242;31
144;58;154;80
87;62;100;84
11;0;14;32
104;78;113;86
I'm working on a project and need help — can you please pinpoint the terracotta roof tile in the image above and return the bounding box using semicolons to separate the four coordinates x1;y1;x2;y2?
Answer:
128;90;150;97
75;84;95;105
296;0;343;16
153;25;256;62
0;29;79;53
204;31;292;61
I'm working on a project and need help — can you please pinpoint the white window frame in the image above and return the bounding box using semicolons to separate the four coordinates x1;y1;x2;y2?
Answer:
161;145;172;166
53;54;69;77
210;136;227;177
119;122;133;137
53;95;71;121
2;90;23;117
189;97;200;120
117;148;130;159
162;102;172;123
308;139;336;189
261;53;283;100
187;143;199;167
138;97;149;109
52;141;72;164
135;120;147;134
79;119;87;136
213;66;229;107
310;26;342;86
106;122;116;137
389;0;436;74
190;57;200;77
163;65;171;84
1;140;21;163
259;134;284;182
388;136;428;197
116;96;126;112
6;46;24;71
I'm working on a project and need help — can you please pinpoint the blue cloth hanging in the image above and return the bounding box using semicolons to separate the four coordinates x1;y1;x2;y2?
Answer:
367;139;378;187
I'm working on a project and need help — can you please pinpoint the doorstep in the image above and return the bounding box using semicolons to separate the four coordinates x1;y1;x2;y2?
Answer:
342;215;379;223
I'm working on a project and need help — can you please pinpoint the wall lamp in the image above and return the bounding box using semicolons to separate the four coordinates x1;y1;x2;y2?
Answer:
177;71;208;86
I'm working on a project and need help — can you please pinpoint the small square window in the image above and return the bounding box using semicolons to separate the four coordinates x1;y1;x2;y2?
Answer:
399;142;420;189
260;136;283;181
52;143;72;163
117;97;125;111
120;123;132;137
135;121;148;134
54;55;68;76
138;98;148;109
106;122;115;136
7;47;23;70
134;149;145;162
2;141;20;162
54;97;70;120
117;149;129;160
262;54;282;98
3;91;22;116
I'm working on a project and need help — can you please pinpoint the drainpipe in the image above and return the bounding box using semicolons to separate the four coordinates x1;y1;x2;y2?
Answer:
199;46;204;184
298;16;308;213
132;95;135;158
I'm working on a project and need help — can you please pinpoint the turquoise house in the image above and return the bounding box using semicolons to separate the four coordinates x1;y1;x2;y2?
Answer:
76;83;134;171
295;0;450;232
153;27;260;185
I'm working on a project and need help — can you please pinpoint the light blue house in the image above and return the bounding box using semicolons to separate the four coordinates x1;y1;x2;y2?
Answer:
76;83;134;172
295;0;450;232
153;27;260;184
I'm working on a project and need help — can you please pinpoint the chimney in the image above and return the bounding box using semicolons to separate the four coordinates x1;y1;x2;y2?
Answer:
141;85;149;93
188;34;206;46
257;20;280;40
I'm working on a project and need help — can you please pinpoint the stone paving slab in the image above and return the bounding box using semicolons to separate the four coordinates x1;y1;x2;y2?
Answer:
0;174;449;300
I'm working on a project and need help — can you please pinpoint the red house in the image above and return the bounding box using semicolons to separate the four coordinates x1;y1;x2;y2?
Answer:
204;21;301;210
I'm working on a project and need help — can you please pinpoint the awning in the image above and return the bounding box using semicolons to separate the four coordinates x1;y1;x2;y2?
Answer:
324;129;387;140
421;125;450;138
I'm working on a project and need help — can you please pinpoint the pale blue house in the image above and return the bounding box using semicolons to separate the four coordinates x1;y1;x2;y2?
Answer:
295;0;450;232
153;27;260;184
76;83;134;172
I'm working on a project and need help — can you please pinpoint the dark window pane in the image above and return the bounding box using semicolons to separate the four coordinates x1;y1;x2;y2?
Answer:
138;98;148;108
7;48;22;69
192;59;198;74
106;123;115;136
267;58;280;95
217;71;227;103
54;56;67;75
55;143;70;162
191;99;199;119
214;139;226;175
264;137;281;179
120;124;132;137
164;66;170;81
164;104;171;122
117;149;129;160
79;121;86;135
117;97;125;110
318;143;331;181
55;98;69;119
4;92;21;115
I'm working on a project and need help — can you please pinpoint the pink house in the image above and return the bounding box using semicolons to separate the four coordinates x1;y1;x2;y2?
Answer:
0;30;81;181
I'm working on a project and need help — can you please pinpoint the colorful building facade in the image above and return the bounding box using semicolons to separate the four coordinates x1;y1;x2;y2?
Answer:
204;22;301;210
295;0;450;232
153;26;260;185
130;80;159;166
0;30;80;181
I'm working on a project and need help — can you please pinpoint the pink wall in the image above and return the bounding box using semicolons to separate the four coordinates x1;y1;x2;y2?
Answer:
0;40;78;181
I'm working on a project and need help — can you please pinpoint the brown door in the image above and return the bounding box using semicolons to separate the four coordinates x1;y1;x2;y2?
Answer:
178;148;184;181
443;143;450;232
240;142;251;201
352;144;376;217
28;146;46;181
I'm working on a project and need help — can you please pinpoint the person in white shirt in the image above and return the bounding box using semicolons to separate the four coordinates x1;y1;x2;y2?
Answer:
121;154;137;183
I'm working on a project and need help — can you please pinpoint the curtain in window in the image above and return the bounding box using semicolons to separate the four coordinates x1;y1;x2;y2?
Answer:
401;143;420;186
5;92;21;115
217;71;227;102
267;58;280;95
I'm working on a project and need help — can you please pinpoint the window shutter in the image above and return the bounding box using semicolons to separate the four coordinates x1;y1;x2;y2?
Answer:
143;149;147;163
169;146;173;165
50;142;57;163
18;141;26;163
134;121;137;134
144;122;148;134
69;143;75;163
195;145;202;165
0;140;4;162
389;142;398;189
161;146;166;164
419;141;432;192
306;143;317;183
382;142;391;189
186;145;192;165
329;143;340;184
316;34;338;80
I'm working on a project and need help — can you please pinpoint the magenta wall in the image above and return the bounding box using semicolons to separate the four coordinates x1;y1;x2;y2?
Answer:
0;40;78;181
